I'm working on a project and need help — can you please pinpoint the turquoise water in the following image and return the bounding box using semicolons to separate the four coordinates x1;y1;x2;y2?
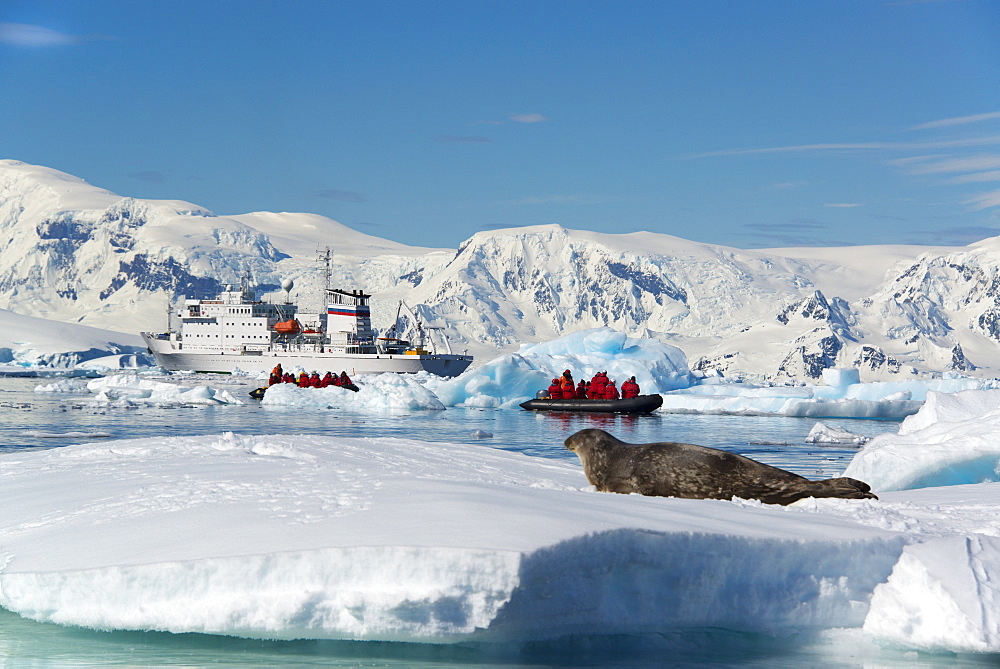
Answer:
1;375;987;668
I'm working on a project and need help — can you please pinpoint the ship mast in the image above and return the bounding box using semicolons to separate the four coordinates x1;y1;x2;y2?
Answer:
318;246;332;302
165;277;176;334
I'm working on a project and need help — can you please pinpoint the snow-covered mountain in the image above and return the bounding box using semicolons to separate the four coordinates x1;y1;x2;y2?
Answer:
3;158;1000;380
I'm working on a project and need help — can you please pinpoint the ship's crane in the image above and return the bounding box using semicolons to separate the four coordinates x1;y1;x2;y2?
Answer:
385;301;454;355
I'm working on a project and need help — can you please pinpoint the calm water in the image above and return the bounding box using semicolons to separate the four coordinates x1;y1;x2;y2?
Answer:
0;375;899;476
0;374;984;668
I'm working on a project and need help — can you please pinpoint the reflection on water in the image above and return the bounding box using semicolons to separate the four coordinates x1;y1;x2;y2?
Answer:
0;376;900;479
1;607;993;669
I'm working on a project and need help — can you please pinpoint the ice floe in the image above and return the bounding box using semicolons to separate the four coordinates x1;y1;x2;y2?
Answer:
2;387;1000;653
844;389;1000;491
261;373;444;412
805;422;869;445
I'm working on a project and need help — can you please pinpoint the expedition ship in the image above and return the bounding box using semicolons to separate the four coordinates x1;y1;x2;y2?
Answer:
141;271;473;377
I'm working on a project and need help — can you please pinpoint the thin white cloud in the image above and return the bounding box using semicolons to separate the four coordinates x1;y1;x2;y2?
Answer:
886;154;945;167
692;136;1000;158
965;189;1000;210
824;203;862;208
0;22;77;47
905;155;1000;175
910;112;1000;131
692;121;1000;214
509;113;547;123
948;170;1000;184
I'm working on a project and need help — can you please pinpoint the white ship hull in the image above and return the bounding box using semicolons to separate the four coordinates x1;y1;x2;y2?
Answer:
142;333;473;377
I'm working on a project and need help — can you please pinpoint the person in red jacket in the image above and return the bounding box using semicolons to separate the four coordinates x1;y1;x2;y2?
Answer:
321;372;335;387
576;379;588;399
297;372;310;387
604;379;620;400
589;372;607;399
547;379;563;399
621;376;640;399
335;371;353;387
309;372;322;387
560;370;574;397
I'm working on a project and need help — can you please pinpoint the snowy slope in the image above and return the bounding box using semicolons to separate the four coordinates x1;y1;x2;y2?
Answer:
3;158;1000;380
0;160;448;337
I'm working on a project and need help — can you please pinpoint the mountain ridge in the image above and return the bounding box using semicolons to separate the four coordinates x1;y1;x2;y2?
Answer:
2;158;997;381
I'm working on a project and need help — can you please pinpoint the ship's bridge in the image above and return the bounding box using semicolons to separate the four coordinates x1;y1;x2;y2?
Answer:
326;288;375;344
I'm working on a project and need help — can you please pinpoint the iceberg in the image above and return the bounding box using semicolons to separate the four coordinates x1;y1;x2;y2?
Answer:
844;389;1000;491
433;327;693;408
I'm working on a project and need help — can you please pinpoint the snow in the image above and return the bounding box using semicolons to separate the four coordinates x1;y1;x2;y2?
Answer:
2;389;1000;653
863;534;1000;652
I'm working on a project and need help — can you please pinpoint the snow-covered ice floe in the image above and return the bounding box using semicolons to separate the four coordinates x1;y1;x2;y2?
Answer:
33;373;244;406
261;373;444;411
3;389;1000;654
805;422;869;445
661;367;991;420
844;388;1000;491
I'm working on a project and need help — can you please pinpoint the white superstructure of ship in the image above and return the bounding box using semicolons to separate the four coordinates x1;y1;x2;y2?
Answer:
141;262;473;377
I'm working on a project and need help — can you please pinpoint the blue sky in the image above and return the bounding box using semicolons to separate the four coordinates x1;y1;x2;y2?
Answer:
2;1;999;249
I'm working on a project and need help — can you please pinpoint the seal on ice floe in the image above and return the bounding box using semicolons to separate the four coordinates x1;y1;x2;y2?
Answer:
564;428;877;506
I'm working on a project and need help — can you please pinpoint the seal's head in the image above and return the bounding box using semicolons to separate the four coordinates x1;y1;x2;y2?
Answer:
565;428;619;454
565;429;630;490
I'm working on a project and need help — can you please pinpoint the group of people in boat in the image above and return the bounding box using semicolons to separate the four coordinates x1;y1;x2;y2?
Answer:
545;370;640;401
268;364;353;389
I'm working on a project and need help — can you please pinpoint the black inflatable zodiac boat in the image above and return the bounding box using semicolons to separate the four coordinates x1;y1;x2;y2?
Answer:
519;394;662;414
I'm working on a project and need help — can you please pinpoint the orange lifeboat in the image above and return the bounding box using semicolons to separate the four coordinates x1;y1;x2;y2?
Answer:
274;319;302;335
